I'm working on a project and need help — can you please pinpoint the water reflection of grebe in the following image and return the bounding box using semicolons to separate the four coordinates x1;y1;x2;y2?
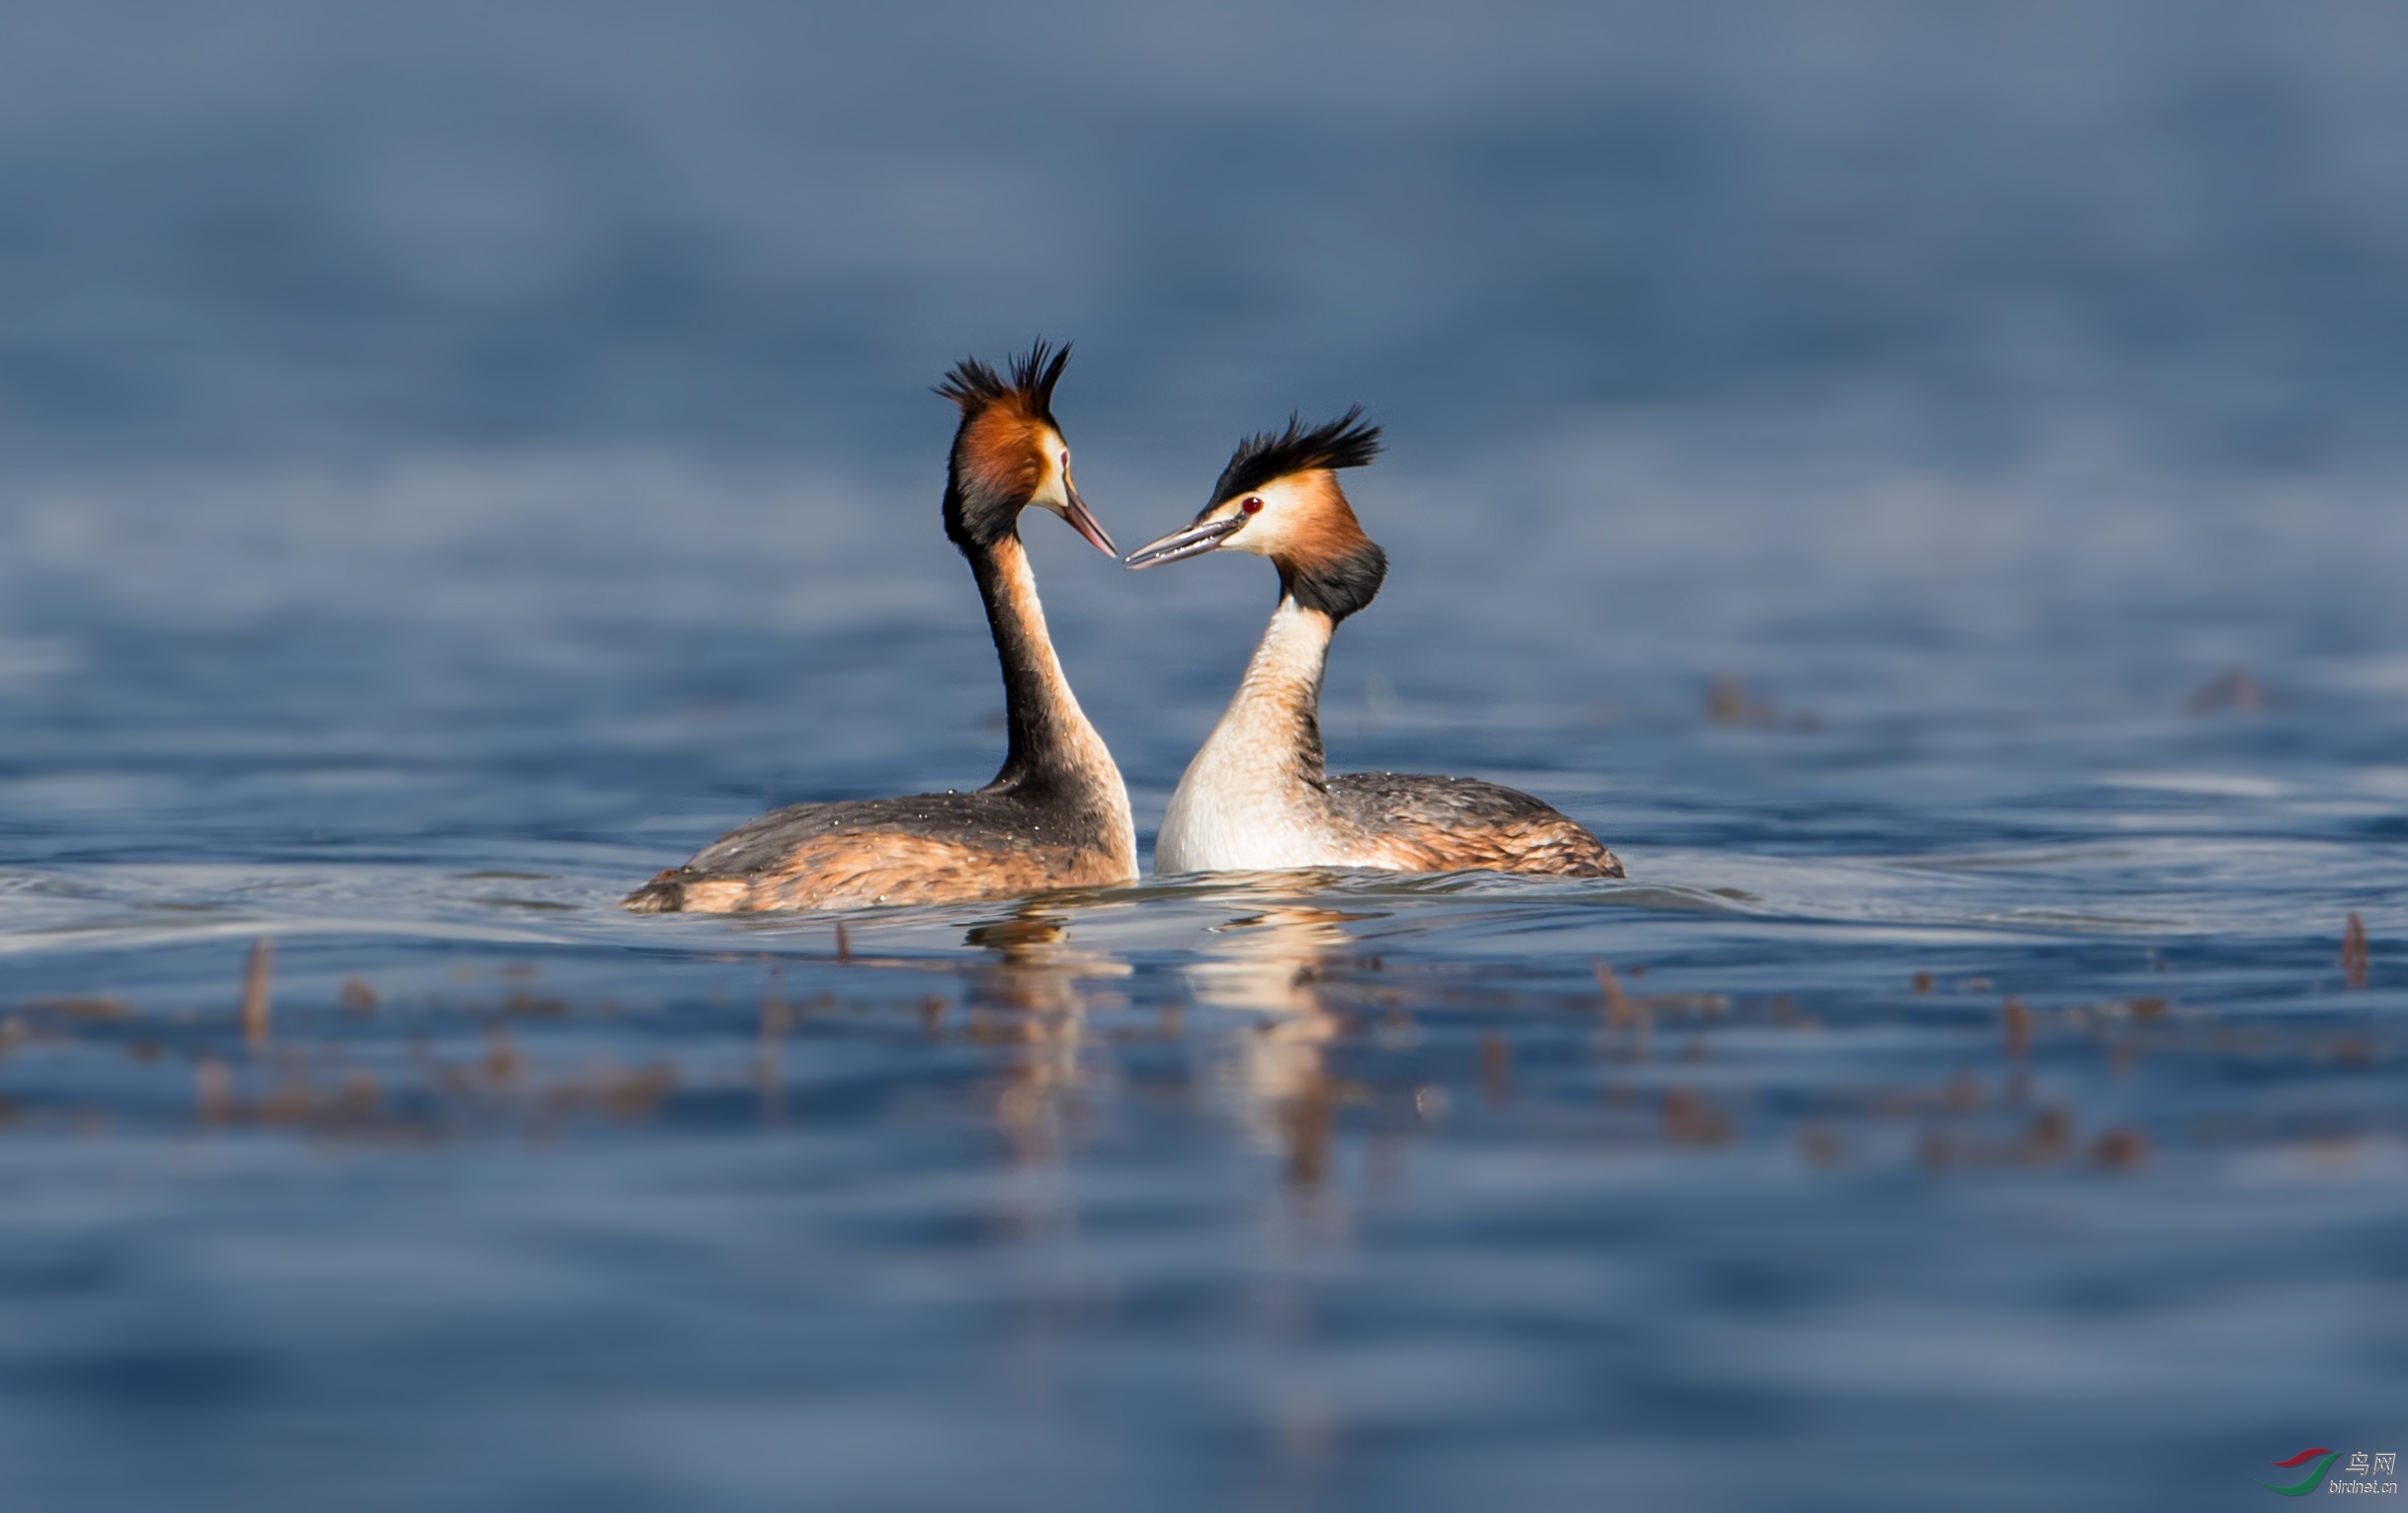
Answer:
964;913;1132;1017
1188;901;1363;1146
626;342;1136;914
1125;411;1621;881
964;909;1132;1151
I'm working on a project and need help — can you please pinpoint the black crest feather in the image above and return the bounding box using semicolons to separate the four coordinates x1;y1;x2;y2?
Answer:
935;338;1071;422
1209;406;1382;505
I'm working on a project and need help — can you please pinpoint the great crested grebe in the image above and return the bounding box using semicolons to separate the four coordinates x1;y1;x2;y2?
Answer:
1125;410;1622;880
625;341;1138;913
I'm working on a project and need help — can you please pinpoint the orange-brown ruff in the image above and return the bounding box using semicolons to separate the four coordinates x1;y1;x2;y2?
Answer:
1126;410;1620;881
625;342;1137;913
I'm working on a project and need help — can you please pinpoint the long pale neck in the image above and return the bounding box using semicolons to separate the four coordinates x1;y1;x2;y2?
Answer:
1155;597;1341;875
968;533;1118;797
1198;597;1336;790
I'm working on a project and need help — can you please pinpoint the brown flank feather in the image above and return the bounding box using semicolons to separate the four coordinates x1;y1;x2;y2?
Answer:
626;832;1126;914
1325;773;1622;878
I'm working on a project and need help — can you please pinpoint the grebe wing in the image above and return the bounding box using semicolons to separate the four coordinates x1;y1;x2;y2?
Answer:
1323;773;1623;879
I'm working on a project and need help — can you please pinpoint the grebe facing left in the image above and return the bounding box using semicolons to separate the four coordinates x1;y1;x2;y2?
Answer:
1126;409;1621;881
625;341;1137;913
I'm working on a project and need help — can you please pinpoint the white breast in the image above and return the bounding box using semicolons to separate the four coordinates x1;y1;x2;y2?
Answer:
1155;746;1333;872
1153;600;1346;875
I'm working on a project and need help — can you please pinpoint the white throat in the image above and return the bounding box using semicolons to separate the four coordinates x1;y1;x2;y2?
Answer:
1154;598;1337;874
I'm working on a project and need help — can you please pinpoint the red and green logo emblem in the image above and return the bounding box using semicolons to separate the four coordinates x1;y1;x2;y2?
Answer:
2261;1448;2340;1496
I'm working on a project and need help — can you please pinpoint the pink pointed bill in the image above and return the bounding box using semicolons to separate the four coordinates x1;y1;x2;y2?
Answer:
1061;477;1119;556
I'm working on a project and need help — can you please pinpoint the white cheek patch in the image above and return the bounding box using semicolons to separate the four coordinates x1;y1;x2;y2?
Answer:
1032;445;1072;514
1222;476;1317;556
1204;509;1255;552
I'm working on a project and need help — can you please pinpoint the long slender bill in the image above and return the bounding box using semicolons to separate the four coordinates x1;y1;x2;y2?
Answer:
1060;478;1119;556
1123;516;1243;569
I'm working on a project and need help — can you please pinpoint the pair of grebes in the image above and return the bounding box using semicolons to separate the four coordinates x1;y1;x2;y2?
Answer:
625;342;1620;915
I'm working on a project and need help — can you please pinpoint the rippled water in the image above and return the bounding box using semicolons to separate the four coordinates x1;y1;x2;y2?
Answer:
4;449;2402;1512
6;4;2408;1509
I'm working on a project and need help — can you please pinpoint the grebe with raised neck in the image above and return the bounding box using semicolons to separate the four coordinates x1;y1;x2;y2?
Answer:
1125;409;1620;880
625;341;1137;912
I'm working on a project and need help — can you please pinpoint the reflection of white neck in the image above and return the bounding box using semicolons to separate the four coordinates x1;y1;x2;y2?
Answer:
1156;598;1336;874
1185;907;1347;1114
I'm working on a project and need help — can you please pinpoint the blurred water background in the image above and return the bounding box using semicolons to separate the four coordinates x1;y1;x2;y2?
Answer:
2;2;2405;1508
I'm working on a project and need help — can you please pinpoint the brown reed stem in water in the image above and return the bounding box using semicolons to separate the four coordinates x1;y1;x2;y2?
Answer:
1480;1034;1513;1105
2343;911;2370;990
240;939;275;1047
758;968;789;1125
1593;962;1646;1030
196;1057;232;1123
2002;997;2032;1057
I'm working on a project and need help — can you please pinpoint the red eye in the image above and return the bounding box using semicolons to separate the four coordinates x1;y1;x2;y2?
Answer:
1241;497;1264;515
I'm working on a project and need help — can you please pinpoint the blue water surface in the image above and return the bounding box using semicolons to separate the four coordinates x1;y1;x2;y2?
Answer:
2;4;2405;1509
